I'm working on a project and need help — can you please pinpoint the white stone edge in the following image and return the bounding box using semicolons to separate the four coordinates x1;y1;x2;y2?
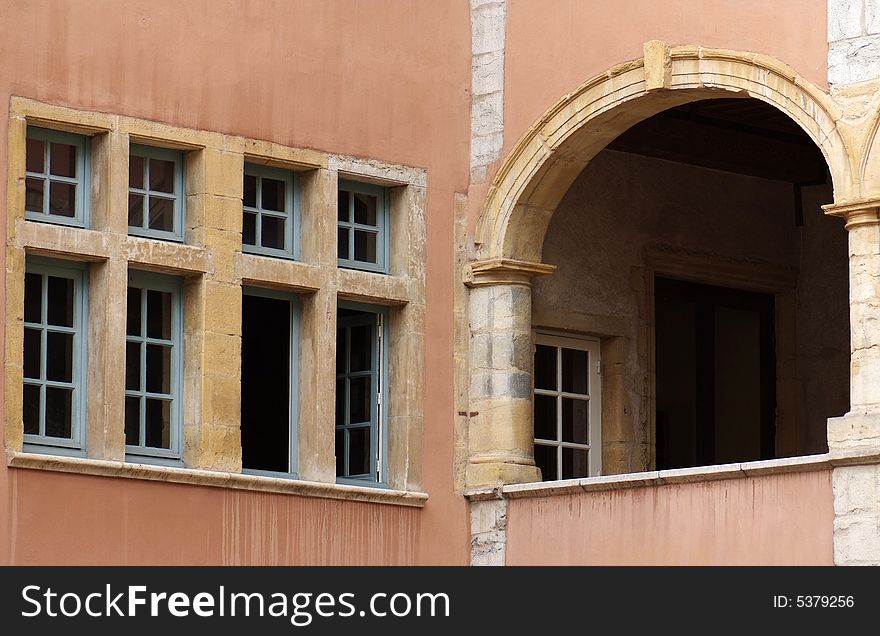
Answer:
6;451;429;508
328;154;427;188
464;451;880;501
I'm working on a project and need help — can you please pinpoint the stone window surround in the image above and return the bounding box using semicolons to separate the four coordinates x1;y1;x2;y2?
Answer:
4;96;427;508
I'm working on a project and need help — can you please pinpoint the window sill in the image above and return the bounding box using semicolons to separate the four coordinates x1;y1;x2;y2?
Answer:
464;451;880;501
6;451;428;508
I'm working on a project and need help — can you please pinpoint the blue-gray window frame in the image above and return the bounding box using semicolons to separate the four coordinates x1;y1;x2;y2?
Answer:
242;164;300;259
124;269;184;463
241;285;300;478
336;301;389;486
337;179;390;273
128;144;186;242
25;126;90;228
22;256;88;456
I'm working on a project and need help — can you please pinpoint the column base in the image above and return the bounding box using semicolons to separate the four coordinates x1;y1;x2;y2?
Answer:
466;460;541;489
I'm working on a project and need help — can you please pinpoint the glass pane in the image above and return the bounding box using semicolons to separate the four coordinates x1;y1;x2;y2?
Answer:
242;211;257;246
26;138;45;173
338;190;350;222
348;426;370;476
261;177;285;212
535;444;558;481
534;344;556;390
127;287;142;336
261;215;285;250
147;197;174;232
353;230;377;264
49;181;75;217
149;158;175;193
25;178;44;213
349;376;371;424
335;378;346;426
562;447;589;479
562;398;589;444
353;193;377;226
23;384;40;435
128;193;144;227
46;275;74;327
146;289;172;340
349;324;372;372
335;429;345;477
243;174;257;208
534;394;557;441
125;396;141;446
337;227;350;260
562;347;589;394
146;344;172;394
46;331;73;382
126;342;141;391
23;328;41;379
45;386;72;438
24;273;42;323
129;154;144;189
49;142;77;178
145;398;171;448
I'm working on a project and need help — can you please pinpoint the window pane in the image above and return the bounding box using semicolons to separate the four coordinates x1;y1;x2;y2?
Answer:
125;396;141;446
128;193;144;227
49;181;75;217
335;429;345;477
242;211;257;246
145;399;171;448
49;142;77;178
353;193;377;226
336;327;347;372
335;378;346;426
261;178;285;212
46;331;73;382
126;342;141;391
24;328;41;379
337;227;350;260
46;275;74;327
562;398;589;444
45;386;72;438
261;215;285;250
562;447;589;479
349;376;371;424
353;230;377;263
23;384;40;435
25;178;44;213
149;158;175;193
534;394;557;441
26;138;45;173
24;273;42;323
127;288;142;336
129;154;144;189
147;197;174;232
349;324;372;372
534;344;556;390
145;344;172;394
535;444;558;481
338;190;350;222
146;289;172;339
243;174;257;208
562;347;589;394
348;426;370;476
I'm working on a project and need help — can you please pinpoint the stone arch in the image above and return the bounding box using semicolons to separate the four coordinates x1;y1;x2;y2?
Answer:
473;42;855;268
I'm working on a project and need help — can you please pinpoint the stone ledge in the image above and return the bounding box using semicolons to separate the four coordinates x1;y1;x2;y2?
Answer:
7;451;428;508
464;453;880;501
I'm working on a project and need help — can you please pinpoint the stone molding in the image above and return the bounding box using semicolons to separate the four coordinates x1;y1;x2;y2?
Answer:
463;257;555;287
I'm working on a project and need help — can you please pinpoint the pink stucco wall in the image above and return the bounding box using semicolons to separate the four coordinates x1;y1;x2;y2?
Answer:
506;471;835;565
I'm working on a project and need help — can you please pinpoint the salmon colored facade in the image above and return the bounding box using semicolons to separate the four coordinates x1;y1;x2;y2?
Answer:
3;0;879;566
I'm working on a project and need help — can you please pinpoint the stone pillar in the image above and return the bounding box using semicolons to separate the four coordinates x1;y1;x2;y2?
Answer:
464;258;554;488
824;200;880;565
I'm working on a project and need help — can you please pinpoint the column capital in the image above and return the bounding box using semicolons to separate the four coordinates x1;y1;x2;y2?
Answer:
463;258;556;288
823;198;880;229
